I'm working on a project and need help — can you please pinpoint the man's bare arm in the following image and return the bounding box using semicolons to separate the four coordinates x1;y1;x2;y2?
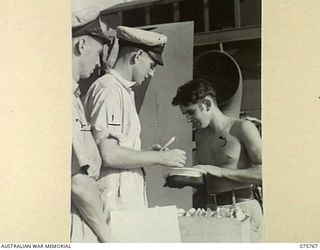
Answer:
98;138;186;169
194;164;262;185
221;120;262;183
224;120;262;183
195;120;262;184
71;173;118;242
220;165;262;184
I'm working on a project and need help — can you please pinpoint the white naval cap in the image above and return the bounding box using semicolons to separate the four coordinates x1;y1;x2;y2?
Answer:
116;26;167;66
72;6;112;45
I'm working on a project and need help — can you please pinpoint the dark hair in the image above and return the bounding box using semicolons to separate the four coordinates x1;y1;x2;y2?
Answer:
172;78;216;106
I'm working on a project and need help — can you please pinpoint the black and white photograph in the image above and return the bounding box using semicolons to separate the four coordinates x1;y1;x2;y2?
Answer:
3;0;320;245
70;0;262;243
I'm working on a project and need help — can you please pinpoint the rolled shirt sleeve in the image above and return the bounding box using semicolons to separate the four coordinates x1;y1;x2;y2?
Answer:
72;95;102;180
84;83;123;145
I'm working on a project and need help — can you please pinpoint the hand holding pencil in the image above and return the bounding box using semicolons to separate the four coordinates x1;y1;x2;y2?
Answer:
151;136;175;151
154;137;186;168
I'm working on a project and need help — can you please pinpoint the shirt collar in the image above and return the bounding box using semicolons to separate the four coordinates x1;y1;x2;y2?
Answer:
107;68;136;89
73;81;79;92
73;81;81;97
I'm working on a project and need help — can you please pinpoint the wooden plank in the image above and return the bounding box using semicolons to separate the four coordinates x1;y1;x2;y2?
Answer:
179;217;251;243
194;26;261;46
102;0;184;14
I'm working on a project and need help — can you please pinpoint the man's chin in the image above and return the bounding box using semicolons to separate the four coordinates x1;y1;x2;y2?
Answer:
80;73;93;79
192;124;200;131
193;123;209;131
142;75;152;83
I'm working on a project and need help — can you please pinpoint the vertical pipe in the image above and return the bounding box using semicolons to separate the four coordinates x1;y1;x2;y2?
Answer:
145;6;151;25
234;0;241;28
203;0;210;32
118;11;123;25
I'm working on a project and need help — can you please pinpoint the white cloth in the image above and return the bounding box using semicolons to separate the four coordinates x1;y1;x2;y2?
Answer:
236;199;263;232
82;69;147;210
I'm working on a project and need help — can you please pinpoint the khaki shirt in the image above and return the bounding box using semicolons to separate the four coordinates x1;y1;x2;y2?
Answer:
82;69;147;210
72;81;101;179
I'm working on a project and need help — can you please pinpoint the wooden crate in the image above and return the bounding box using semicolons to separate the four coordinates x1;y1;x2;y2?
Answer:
179;217;253;243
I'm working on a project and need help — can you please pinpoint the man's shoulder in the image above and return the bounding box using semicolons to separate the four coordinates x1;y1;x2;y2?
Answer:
231;119;259;139
232;119;256;130
88;73;123;96
94;73;121;88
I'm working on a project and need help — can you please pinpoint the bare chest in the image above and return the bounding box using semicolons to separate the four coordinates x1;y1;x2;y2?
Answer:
196;130;242;167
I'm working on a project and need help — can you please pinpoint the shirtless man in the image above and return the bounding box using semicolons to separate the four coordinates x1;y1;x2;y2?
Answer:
172;79;262;229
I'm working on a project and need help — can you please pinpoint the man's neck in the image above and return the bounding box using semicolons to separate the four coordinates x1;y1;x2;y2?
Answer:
72;59;80;83
208;110;231;134
113;59;133;82
72;74;80;83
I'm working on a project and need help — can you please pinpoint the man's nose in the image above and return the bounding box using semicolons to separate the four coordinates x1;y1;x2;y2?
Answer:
186;115;191;123
149;69;155;77
95;57;101;68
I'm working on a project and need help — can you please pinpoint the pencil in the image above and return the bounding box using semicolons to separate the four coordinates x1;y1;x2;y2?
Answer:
160;137;176;151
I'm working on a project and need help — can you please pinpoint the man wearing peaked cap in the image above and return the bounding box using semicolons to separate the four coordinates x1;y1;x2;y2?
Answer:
71;6;119;243
72;6;113;81
72;6;112;45
82;26;186;211
116;25;167;66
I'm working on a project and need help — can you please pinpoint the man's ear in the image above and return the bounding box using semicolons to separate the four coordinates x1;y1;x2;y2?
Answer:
75;37;87;55
202;98;212;111
133;49;144;64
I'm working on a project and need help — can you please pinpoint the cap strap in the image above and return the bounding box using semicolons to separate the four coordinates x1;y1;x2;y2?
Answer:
118;39;164;55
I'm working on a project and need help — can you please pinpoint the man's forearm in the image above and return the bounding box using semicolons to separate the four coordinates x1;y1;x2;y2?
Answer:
99;141;162;169
221;165;262;185
71;174;117;242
